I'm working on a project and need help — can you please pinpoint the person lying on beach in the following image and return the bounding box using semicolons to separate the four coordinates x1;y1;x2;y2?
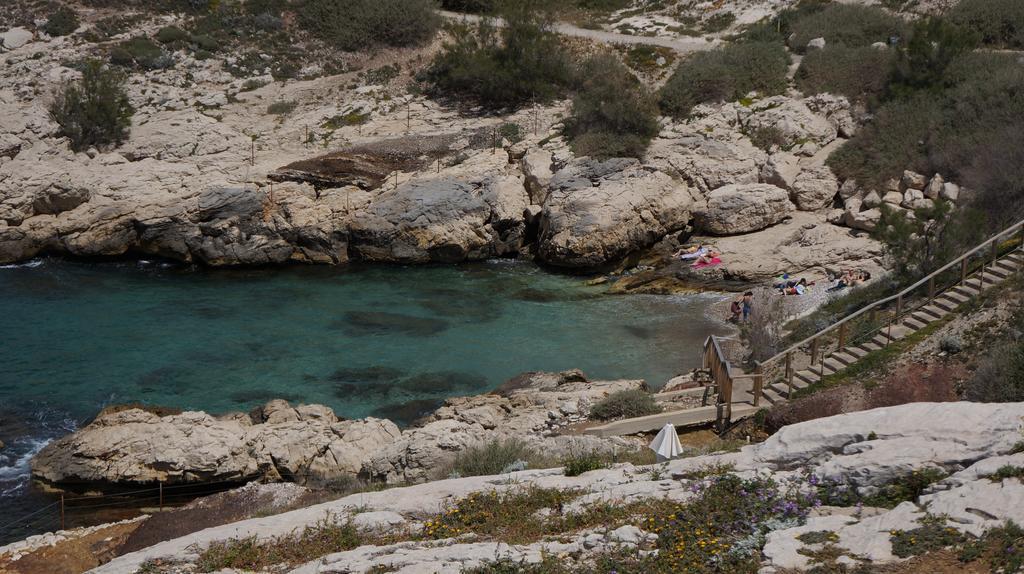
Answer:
782;278;811;295
827;270;871;292
692;250;721;266
673;245;707;260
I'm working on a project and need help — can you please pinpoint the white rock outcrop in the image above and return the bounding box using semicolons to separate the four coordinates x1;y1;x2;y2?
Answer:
695;183;794;235
536;159;693;268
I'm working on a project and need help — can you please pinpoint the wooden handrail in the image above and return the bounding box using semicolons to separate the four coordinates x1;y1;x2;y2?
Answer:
756;217;1024;370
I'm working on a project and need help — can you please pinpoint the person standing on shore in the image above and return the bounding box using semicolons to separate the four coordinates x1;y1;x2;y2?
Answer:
742;291;753;322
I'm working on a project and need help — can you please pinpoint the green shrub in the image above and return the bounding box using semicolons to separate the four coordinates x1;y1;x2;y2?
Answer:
746;125;788;152
795;45;895;102
421;3;572;109
266;100;298;115
888;18;979;98
562;452;608;476
189;34;220;52
440;0;495;11
155;25;189;44
498;122;523;144
788;3;906;52
448;439;538;477
659;41;789;118
949;0;1024;49
44;6;79;37
589;389;662;421
48;60;134;152
564;53;659;159
110;37;173;70
300;0;440;52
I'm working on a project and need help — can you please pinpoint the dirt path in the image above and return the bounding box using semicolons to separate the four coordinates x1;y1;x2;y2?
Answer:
439;10;719;53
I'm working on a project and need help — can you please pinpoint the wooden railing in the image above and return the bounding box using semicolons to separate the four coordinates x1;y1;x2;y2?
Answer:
705;216;1024;426
703;335;735;432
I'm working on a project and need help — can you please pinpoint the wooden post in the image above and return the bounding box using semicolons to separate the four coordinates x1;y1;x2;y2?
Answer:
810;337;819;366
60;494;65;531
886;316;893;347
785;351;793;388
991;238;999;266
928;277;935;302
159;482;163;511
819;344;826;380
895;294;903;318
406;101;411;131
838;323;848;349
753;364;764;407
961;258;968;284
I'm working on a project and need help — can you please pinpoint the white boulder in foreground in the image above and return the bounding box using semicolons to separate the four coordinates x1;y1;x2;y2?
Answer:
64;402;1024;574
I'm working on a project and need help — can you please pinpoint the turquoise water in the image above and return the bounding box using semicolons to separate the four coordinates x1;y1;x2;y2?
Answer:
0;257;731;540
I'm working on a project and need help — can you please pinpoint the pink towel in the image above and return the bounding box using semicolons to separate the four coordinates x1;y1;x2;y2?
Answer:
691;257;722;269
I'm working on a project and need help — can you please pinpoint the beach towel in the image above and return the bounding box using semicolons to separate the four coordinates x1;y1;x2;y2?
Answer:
691;257;721;269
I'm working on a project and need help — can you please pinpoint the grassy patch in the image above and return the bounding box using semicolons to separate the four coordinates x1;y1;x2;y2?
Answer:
194;517;377;572
797;530;840;545
816;468;947;509
890;515;966;558
948;0;1024;49
448;438;537;478
988;465;1024;482
420;486;634;545
958;521;1024;572
562;452;608;476
299;0;439;51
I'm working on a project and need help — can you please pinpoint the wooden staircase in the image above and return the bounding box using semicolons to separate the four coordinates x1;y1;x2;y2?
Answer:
761;249;1023;405
584;220;1023;437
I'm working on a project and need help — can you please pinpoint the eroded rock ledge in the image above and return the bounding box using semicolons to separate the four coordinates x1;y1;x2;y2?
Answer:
30;370;644;490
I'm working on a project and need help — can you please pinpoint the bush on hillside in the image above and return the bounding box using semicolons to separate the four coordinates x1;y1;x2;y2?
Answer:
440;0;495;12
109;37;173;70
564;53;660;159
788;3;906;52
795;45;895;102
448;438;540;477
658;41;789;118
48;60;134;152
589;389;662;421
888;18;978;98
155;25;190;44
300;0;440;52
44;6;79;37
965;312;1024;402
948;0;1024;49
828;52;1024;223
421;3;572;109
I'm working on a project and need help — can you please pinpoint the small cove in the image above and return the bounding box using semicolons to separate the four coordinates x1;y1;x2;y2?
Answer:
0;257;734;541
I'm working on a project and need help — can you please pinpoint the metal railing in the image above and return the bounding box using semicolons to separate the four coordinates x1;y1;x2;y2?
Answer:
705;216;1024;427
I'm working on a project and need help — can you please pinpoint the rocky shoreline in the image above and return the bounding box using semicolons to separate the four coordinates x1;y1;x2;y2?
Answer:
30;370;647;492
0;21;897;283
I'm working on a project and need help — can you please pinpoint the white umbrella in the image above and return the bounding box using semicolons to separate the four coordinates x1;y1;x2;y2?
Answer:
649;423;683;462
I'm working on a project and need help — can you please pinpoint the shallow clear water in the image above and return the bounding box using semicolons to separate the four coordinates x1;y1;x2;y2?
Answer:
0;257;731;540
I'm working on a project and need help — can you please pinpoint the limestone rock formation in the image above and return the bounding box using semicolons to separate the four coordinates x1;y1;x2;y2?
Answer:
695;183;794;235
647;129;764;194
31;403;401;487
790;165;839;211
347;175;528;263
536;159;693;268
